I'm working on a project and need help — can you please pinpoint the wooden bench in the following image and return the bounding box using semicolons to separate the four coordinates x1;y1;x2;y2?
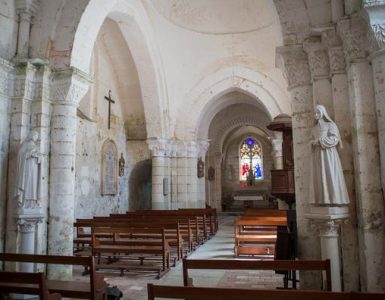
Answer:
147;284;385;300
0;271;61;300
0;253;106;300
234;216;288;256
182;258;332;290
91;226;171;278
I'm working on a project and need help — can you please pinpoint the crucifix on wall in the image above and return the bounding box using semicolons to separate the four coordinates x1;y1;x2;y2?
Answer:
104;90;115;129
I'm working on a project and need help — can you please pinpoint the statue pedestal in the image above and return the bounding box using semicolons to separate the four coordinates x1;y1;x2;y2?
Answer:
15;211;44;272
12;210;44;299
306;206;349;292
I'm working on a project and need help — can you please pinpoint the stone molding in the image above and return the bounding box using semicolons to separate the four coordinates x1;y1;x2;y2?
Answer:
338;17;369;63
51;67;92;107
276;45;311;90
303;38;330;79
148;139;209;158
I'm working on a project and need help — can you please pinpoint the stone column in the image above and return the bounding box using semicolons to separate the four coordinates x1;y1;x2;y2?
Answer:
48;68;90;278
338;16;385;292
307;215;348;292
186;142;198;208
14;0;39;60
147;138;169;210
6;62;39;255
303;37;333;113
322;28;360;291
197;140;210;208
0;59;12;253
276;45;320;288
271;132;283;170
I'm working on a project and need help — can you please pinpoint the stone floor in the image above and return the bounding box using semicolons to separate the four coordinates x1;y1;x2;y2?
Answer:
100;214;286;300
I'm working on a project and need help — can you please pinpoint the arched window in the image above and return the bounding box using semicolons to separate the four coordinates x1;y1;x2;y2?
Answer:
240;137;263;182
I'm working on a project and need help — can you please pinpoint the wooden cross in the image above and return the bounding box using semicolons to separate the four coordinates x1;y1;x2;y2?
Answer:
104;90;115;129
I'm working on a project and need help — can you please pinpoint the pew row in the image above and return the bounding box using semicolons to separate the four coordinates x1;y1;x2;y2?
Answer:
91;226;171;278
0;253;106;300
147;284;385;300
182;258;331;290
0;271;61;300
234;216;287;256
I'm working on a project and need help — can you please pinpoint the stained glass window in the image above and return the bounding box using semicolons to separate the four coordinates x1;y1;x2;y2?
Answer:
240;137;263;182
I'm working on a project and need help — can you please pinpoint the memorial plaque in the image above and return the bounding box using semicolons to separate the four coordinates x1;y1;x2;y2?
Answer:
101;140;118;195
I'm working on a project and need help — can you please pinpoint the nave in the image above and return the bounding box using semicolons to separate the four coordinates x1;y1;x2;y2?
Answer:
103;214;285;300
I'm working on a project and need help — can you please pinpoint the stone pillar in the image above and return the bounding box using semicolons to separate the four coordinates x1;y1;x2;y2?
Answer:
14;0;39;60
147;138;169;210
271;133;283;170
322;29;360;291
307;214;348;292
338;16;385;292
6;62;40;255
276;45;320;288
0;59;12;253
186;142;198;208
197;140;210;208
48;68;90;278
303;37;333;113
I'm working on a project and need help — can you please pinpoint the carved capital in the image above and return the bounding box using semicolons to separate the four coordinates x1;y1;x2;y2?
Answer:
276;45;311;90
147;138;169;157
303;37;330;79
51;67;92;107
15;0;40;16
338;17;369;63
321;29;346;74
311;219;341;237
16;215;43;233
363;2;385;50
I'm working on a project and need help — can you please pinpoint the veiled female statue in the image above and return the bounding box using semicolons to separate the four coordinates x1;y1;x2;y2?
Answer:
14;130;41;208
311;105;349;205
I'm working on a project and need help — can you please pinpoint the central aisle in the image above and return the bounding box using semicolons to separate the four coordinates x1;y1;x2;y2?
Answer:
104;214;283;300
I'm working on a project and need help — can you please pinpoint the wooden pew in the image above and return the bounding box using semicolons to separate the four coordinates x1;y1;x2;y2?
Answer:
91;226;171;278
147;284;385;300
74;217;188;260
182;258;332;291
244;208;288;217
0;271;61;300
0;253;106;300
234;217;287;256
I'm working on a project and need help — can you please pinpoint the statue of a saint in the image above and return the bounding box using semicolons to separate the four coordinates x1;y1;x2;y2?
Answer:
119;153;125;177
197;158;204;178
311;105;349;205
14;130;41;208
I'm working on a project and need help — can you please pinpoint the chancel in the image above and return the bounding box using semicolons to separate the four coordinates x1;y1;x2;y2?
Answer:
0;0;384;299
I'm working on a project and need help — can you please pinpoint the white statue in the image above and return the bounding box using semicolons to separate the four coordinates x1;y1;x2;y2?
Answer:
311;105;349;205
14;130;41;209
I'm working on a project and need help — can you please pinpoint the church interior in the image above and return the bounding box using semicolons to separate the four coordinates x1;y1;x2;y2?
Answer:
0;0;385;298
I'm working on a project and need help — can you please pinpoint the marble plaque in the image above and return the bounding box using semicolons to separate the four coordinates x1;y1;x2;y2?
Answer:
101;140;118;195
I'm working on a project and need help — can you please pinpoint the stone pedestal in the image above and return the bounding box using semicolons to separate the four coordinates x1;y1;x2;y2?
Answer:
15;210;44;272
306;206;349;292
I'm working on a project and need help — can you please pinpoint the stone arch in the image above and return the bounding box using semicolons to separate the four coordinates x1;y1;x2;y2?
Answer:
175;65;290;140
49;0;168;138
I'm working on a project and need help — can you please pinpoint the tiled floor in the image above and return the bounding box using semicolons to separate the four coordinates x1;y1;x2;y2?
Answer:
102;214;286;300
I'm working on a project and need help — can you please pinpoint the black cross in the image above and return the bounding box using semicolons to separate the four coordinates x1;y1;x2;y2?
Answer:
104;90;115;129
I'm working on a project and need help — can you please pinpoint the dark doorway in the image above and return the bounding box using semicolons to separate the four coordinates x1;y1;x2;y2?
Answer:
129;159;152;210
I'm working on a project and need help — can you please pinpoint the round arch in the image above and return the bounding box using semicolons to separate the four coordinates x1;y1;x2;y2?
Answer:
174;65;290;140
50;0;168;138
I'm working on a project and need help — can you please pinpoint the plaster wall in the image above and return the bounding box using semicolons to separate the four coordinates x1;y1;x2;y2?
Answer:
75;18;148;218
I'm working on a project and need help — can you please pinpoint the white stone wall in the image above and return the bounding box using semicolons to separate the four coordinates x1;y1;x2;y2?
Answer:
0;0;17;60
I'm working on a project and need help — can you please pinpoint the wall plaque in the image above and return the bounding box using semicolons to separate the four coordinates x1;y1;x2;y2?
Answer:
101;139;118;196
